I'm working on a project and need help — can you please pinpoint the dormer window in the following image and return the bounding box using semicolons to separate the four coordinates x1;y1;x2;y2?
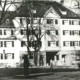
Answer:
6;19;10;24
61;11;67;15
32;9;36;14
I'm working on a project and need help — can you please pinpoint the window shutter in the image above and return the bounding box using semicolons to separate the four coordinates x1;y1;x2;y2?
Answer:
56;41;59;46
69;20;71;25
70;41;72;46
12;53;14;59
11;30;14;35
4;41;6;47
55;20;58;24
63;41;65;46
12;41;14;47
1;41;3;47
20;30;23;35
73;41;75;46
79;31;80;35
21;41;24;47
62;20;64;25
63;30;65;35
5;54;7;59
56;30;58;35
48;41;50;46
20;18;22;24
70;30;71;35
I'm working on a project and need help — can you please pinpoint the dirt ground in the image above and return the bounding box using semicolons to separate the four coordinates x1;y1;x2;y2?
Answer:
1;71;80;80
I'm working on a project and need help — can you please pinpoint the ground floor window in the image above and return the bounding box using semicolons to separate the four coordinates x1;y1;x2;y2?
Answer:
0;53;14;60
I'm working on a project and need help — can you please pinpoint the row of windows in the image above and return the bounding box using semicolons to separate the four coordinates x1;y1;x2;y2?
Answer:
0;41;14;47
47;19;58;24
0;53;14;60
47;30;58;35
20;18;40;24
62;20;80;25
48;41;59;47
63;41;80;47
20;29;41;35
46;19;80;25
21;41;42;47
63;30;80;35
0;30;14;35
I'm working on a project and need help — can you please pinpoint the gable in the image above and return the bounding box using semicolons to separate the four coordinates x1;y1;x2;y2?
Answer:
44;7;60;18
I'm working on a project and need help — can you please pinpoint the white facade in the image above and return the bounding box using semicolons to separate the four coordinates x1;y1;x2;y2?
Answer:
0;1;80;68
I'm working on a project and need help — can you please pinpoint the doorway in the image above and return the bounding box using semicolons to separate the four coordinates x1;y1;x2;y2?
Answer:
46;52;58;65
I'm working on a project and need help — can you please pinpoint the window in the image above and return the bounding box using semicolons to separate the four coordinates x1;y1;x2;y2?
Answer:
74;30;79;35
62;20;69;25
69;20;71;25
74;41;79;46
55;20;58;24
12;41;14;47
79;21;80;25
56;55;59;60
20;18;22;24
76;54;80;61
11;30;14;35
0;30;2;35
48;41;50;46
62;20;64;25
63;41;70;46
21;41;28;47
1;54;3;59
4;30;6;35
7;53;12;59
56;30;58;35
47;19;53;24
20;30;23;35
56;41;59;46
47;30;50;35
63;30;69;35
51;31;55;35
12;53;14;59
6;19;10;24
0;41;3;47
72;20;74;25
20;29;27;35
21;41;25;47
48;41;59;47
4;41;6;47
5;54;7;59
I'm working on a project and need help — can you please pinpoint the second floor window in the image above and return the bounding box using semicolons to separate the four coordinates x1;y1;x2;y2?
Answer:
4;30;6;35
47;19;53;24
20;29;27;35
0;30;2;35
11;30;14;35
20;18;22;24
48;41;59;47
0;41;3;47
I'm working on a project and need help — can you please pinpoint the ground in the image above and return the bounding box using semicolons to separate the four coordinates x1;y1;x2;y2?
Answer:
1;71;80;80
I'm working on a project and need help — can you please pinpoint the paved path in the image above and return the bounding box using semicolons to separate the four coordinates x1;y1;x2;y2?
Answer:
1;71;80;80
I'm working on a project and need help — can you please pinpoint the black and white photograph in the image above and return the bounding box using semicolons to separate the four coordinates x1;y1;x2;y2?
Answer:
0;0;80;80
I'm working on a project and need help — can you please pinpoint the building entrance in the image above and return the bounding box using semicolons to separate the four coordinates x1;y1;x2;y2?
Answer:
46;52;58;65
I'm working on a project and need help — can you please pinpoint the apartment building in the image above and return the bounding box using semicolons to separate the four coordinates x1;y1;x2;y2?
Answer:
15;1;80;68
0;1;80;68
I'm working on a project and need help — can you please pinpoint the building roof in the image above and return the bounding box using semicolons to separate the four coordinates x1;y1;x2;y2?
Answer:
16;1;80;19
0;11;15;28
